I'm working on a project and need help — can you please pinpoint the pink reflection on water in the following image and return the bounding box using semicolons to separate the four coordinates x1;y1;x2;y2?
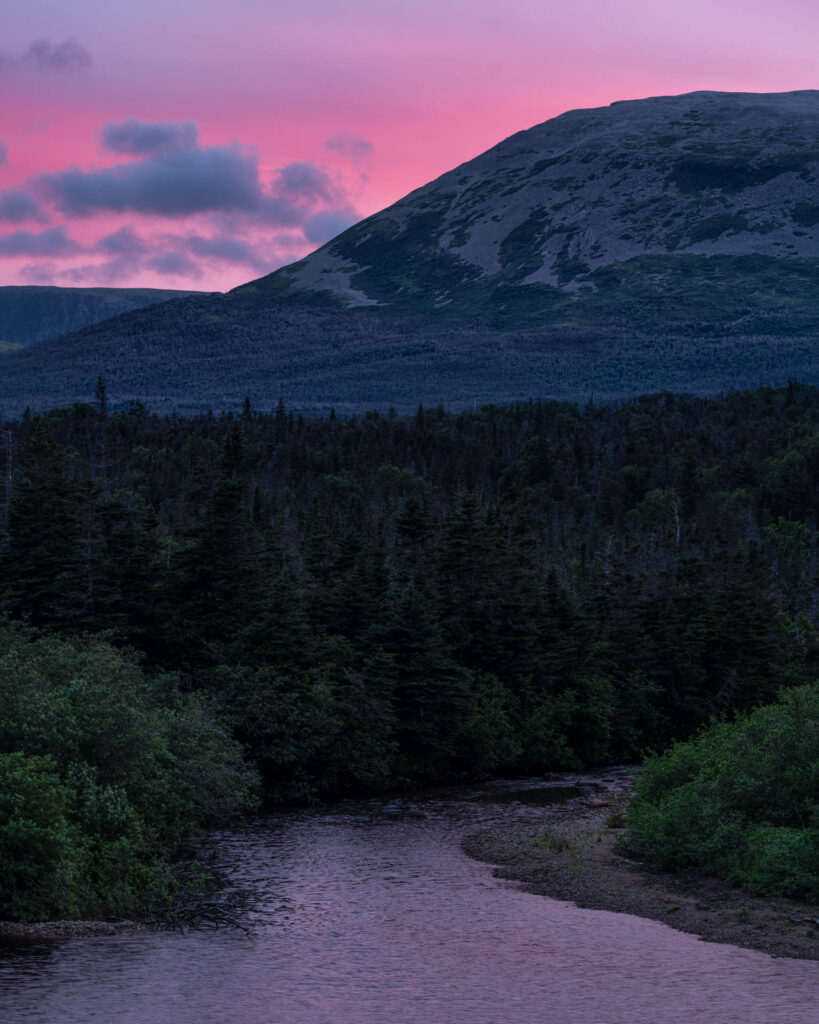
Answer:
1;789;817;1023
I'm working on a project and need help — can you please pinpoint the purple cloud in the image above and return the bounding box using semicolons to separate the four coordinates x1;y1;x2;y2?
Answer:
0;227;79;257
186;233;268;269
146;251;203;278
62;258;133;285
0;189;46;223
38;145;262;217
257;195;308;227
19;262;57;284
325;132;373;161
10;120;362;286
101;118;198;156
273;161;338;205
97;226;148;257
22;38;91;72
0;140;7;166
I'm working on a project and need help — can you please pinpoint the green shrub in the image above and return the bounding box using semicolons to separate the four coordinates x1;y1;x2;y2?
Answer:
0;753;80;921
624;682;819;899
740;826;819;900
0;624;256;921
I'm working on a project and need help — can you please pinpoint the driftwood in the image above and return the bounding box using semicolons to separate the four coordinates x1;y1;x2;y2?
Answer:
149;854;255;934
151;891;254;934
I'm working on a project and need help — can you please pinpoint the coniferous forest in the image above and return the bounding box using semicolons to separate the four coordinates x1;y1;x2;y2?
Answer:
2;381;819;919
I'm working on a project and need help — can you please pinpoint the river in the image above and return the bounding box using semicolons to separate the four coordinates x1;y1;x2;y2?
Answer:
1;775;816;1023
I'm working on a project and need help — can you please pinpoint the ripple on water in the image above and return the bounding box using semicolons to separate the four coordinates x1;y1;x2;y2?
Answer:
1;779;816;1024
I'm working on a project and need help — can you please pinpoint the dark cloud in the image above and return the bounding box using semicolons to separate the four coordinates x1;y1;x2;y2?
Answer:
0;190;47;223
257;195;307;227
303;208;359;244
273;162;338;205
325;132;373;161
38;145;262;217
186;234;267;269
0;140;7;166
0;227;79;257
97;226;148;257
21;38;91;71
101;118;198;156
146;251;203;279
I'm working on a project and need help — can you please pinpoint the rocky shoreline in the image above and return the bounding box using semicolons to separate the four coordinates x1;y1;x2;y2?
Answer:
462;787;819;962
0;919;143;941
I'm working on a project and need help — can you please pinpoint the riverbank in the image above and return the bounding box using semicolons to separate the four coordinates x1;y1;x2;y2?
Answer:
463;790;819;962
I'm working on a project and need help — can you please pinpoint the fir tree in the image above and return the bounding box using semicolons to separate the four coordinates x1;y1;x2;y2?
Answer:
0;421;84;627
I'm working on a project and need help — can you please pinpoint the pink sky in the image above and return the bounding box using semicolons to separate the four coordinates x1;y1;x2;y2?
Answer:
1;0;818;291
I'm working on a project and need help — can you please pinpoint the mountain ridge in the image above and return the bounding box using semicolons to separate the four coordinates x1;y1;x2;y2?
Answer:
0;285;205;348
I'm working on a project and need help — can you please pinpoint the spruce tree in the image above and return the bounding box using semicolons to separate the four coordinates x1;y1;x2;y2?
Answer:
0;420;84;627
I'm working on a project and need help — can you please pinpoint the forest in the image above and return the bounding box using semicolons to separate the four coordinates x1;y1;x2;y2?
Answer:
1;380;818;918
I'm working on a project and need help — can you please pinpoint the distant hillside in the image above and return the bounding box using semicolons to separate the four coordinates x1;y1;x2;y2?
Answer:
1;91;819;415
0;285;203;347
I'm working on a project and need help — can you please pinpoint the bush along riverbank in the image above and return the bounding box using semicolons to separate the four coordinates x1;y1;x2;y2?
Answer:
622;681;819;901
0;623;256;926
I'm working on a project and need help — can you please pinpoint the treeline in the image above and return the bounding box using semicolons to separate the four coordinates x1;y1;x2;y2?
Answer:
1;382;817;799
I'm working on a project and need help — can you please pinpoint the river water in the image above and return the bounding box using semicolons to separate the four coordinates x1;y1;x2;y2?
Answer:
1;775;816;1024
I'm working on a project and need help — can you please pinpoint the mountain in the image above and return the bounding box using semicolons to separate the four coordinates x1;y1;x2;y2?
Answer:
272;89;819;310
0;285;203;348
2;90;819;416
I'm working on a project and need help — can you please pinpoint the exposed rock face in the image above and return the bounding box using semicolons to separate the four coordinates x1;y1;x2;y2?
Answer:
270;91;819;307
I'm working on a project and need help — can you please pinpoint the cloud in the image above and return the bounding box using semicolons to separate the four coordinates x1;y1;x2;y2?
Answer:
325;132;373;161
19;262;57;284
97;226;148;257
0;227;79;257
0;190;47;223
303;208;359;243
25;38;92;71
101;118;198;156
0;38;92;73
0;140;6;166
62;258;134;285
37;145;262;217
273;162;338;205
11;123;362;285
96;227;264;268
257;195;307;227
146;251;203;279
186;233;268;269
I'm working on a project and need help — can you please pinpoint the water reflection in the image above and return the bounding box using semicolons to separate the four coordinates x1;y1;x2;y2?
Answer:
1;775;816;1024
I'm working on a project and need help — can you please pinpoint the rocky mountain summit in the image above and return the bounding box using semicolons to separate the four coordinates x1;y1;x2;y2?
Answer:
268;90;819;308
2;91;819;415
